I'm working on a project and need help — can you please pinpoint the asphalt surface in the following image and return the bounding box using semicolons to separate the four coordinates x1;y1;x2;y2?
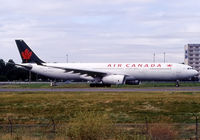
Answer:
1;88;200;92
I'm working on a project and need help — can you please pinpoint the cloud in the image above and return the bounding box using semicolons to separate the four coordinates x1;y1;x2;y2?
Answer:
0;0;199;63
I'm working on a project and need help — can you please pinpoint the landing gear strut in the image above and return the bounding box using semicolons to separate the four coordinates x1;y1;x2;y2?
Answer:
50;80;57;86
175;80;180;87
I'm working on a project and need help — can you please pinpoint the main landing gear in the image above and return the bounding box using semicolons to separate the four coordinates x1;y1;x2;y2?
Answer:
175;80;180;87
90;83;111;87
50;81;57;86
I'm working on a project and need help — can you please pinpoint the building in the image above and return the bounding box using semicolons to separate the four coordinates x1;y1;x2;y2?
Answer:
185;44;200;72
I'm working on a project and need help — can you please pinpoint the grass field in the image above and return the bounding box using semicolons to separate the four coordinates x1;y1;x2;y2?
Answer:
0;91;199;123
0;91;200;139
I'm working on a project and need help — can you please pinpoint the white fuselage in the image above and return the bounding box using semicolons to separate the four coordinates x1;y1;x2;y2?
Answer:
23;63;198;81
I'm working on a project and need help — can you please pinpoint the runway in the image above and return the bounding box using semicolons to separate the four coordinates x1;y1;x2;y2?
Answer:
1;88;200;92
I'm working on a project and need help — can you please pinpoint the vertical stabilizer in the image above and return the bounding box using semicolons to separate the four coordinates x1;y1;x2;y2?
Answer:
15;40;45;64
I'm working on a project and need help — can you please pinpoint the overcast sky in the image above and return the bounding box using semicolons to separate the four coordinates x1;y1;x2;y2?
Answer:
0;0;200;63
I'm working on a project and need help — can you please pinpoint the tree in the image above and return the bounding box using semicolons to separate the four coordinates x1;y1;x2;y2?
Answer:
0;59;6;75
5;59;19;81
0;59;6;81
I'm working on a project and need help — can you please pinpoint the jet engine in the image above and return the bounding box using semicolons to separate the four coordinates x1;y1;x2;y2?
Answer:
102;75;125;85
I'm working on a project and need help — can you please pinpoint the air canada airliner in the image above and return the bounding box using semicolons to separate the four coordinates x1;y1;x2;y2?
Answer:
14;40;198;87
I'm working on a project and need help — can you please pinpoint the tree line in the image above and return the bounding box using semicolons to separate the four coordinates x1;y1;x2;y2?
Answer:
0;59;49;81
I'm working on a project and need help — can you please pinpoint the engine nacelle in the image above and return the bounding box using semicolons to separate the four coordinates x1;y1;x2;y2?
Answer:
102;75;125;85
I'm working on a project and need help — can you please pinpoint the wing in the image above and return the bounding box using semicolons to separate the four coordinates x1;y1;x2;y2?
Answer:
43;65;107;78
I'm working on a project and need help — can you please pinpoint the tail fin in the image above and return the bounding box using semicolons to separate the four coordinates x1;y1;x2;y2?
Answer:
15;40;45;64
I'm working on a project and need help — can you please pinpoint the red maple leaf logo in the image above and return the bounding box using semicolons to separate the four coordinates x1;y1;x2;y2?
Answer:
21;49;32;62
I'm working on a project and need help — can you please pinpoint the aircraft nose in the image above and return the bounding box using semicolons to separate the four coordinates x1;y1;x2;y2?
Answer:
193;70;199;76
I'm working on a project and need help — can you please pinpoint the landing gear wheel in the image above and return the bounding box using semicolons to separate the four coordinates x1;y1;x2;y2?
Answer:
90;83;111;87
175;80;180;87
90;83;96;87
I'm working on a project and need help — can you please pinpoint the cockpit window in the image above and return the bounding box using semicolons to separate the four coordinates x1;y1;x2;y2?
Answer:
187;67;193;70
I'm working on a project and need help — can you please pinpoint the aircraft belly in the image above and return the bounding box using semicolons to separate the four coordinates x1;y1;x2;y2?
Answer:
127;69;176;80
105;68;177;80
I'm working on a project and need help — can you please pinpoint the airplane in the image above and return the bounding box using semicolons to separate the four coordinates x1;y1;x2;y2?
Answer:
14;40;198;87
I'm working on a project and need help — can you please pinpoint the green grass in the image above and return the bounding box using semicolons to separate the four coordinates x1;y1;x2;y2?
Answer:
0;83;50;88
0;91;200;124
0;91;199;139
